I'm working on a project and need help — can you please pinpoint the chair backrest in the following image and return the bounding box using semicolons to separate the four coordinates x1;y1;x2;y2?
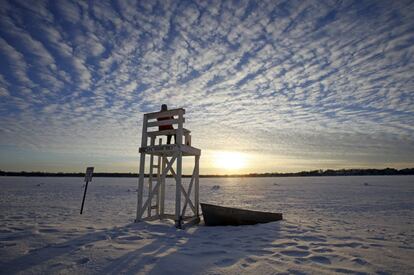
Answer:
141;108;185;147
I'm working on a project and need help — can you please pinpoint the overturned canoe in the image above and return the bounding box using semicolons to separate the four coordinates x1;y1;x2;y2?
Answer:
201;203;283;226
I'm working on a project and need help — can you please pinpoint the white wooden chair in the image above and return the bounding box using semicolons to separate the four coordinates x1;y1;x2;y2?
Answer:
136;108;201;228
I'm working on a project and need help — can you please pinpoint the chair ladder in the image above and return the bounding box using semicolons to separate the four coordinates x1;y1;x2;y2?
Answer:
147;138;162;217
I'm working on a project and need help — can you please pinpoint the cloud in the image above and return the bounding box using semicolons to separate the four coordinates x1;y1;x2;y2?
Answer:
0;0;413;172
0;37;33;87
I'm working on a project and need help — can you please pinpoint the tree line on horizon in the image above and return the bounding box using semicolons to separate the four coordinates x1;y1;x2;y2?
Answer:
0;168;413;177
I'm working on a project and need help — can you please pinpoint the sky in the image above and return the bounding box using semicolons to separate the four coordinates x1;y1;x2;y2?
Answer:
0;0;413;174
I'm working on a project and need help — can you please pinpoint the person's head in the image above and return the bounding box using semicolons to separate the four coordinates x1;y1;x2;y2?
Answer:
161;104;168;111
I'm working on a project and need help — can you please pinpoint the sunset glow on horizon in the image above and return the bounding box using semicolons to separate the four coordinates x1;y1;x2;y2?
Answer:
213;151;248;172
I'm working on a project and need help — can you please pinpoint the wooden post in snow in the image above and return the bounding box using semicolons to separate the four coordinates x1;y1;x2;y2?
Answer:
80;166;94;214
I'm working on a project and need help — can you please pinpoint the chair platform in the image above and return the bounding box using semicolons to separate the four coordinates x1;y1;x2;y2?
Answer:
139;144;201;156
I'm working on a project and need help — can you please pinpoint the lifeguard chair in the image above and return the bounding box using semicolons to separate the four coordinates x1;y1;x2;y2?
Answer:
135;108;201;228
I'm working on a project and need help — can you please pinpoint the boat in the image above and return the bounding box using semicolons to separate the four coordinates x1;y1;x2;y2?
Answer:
200;203;283;226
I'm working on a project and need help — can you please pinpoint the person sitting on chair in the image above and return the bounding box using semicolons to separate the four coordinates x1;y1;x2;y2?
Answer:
157;104;176;144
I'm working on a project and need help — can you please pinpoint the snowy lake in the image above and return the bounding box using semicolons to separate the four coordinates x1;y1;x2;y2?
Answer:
1;176;413;274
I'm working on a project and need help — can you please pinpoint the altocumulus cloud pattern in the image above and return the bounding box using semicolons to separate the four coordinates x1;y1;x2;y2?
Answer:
0;0;413;172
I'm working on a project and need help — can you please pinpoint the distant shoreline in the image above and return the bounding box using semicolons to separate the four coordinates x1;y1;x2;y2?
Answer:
1;168;413;178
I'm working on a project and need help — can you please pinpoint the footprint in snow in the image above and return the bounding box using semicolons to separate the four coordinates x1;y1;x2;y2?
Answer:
118;235;143;241
76;257;90;265
214;258;237;267
280;250;310;257
39;228;59;233
312;247;333;253
244;257;257;264
308;255;331;265
332;242;362;248
351;257;368;265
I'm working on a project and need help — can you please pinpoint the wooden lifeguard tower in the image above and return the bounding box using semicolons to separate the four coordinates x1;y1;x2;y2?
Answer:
135;108;201;228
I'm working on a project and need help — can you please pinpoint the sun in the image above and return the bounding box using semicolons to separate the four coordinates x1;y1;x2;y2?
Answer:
213;151;247;171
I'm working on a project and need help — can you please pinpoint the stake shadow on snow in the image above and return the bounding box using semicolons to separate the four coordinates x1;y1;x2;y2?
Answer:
0;223;138;273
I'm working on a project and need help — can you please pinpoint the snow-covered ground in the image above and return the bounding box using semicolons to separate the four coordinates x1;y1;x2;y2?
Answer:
1;176;413;274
